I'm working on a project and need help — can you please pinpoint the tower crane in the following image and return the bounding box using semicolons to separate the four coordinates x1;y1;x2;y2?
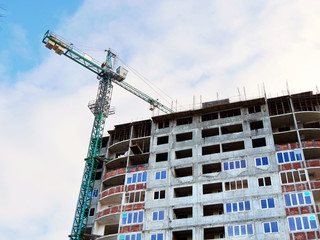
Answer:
42;30;173;240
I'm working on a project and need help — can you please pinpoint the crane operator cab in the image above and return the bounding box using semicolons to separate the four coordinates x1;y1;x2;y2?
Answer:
101;62;128;82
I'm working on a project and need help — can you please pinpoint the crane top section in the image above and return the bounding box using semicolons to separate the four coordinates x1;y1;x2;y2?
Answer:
42;30;128;81
42;30;173;114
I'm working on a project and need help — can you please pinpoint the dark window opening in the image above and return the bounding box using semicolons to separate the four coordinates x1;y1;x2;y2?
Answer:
221;124;243;134
204;227;225;240
104;225;118;235
102;137;109;148
202;163;221;174
258;177;272;186
225;179;248;191
132;121;151;138
97;161;103;169
220;108;241;118
156;152;168;162
203;182;222;194
176;149;192;159
303;121;320;129
177;117;193;126
172;230;192;240
278;126;291;132
202;145;220;155
252;138;266;148
250;120;264;130
157;136;169;145
89;208;95;216
203;204;223;216
85;227;92;234
175;166;193;177
158;120;169;129
173;207;192;219
268;98;292;116
222;141;244;152
202;128;219;138
248;105;261;113
174;186;193;198
202;112;218;122
154;190;166;199
176;132;193;142
95;172;102;180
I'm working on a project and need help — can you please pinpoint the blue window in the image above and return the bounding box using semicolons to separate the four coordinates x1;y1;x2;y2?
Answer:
284;192;312;207
239;202;244;211
277;152;283;163
226;201;251;213
143;172;147;181
226;203;232;213
262;157;268;165
151;233;163;240
230;162;234;169
159;210;164;220
120;235;142;240
227;224;254;237
264;221;279;233
232;203;238;212
256;156;269;166
228;226;233;236
245;201;250;211
138;211;143;222
152;210;165;221
261;198;275;209
224;162;228;170
93;189;99;197
127;172;147;184
277;150;303;164
138;173;142;182
224;160;246;171
155;171;167;180
133;212;138;223
128;213;132;224
241;159;246;168
153;212;158;221
132;174;137;183
288;215;318;232
121;211;144;225
256;158;262;166
235;161;240;169
127;177;132;184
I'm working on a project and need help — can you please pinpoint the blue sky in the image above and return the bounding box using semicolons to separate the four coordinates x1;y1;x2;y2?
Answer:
0;1;84;81
1;1;320;239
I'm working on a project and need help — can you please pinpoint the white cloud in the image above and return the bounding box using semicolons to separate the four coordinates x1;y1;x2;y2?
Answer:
2;0;320;239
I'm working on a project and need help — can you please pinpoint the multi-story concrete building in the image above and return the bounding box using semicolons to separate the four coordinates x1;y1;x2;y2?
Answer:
87;91;320;240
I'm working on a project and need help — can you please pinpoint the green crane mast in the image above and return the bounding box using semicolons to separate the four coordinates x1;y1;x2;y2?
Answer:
42;30;173;240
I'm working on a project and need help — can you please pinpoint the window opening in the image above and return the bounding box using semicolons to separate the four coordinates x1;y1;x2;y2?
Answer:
175;166;192;177
156;152;168;162
258;177;272;187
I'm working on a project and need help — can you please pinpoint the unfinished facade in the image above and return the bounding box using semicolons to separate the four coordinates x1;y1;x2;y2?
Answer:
87;91;320;240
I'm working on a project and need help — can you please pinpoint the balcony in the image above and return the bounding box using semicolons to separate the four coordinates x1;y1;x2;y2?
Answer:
108;139;130;153
100;183;147;205
100;185;125;205
96;234;118;240
96;205;121;225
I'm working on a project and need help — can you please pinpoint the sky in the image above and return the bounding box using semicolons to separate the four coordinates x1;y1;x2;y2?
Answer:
1;0;320;239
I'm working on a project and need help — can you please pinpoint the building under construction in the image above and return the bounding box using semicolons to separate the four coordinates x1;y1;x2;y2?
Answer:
82;91;320;240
